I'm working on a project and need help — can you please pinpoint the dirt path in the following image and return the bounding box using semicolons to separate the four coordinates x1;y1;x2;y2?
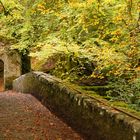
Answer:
0;91;84;140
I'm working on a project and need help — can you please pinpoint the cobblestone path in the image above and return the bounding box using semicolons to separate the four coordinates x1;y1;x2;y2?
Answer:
0;91;83;140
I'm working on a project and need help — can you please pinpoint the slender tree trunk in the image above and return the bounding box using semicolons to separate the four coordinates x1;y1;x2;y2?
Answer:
0;0;10;16
0;0;6;13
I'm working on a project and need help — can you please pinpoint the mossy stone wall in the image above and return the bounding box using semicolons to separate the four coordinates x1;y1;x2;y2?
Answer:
13;72;140;140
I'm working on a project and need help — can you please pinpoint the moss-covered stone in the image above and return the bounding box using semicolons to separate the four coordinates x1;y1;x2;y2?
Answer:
13;72;140;140
32;53;97;85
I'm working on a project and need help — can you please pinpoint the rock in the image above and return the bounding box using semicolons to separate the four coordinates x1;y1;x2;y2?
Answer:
79;77;108;86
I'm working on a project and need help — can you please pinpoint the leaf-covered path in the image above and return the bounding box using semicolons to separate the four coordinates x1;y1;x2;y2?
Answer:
0;91;83;140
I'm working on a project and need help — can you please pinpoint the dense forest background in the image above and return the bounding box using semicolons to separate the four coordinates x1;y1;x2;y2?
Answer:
0;0;140;110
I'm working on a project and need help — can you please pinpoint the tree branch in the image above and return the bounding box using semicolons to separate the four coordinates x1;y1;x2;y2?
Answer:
0;0;10;16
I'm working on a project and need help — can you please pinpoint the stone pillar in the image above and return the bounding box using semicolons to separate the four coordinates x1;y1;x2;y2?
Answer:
4;50;22;89
0;42;31;90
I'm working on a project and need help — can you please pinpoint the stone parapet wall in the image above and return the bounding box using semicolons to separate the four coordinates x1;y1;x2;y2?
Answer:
13;72;140;140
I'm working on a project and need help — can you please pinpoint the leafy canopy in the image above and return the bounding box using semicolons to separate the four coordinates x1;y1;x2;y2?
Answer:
0;0;140;78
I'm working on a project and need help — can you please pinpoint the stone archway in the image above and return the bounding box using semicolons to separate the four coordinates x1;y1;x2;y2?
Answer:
0;39;31;90
0;59;4;91
0;47;23;90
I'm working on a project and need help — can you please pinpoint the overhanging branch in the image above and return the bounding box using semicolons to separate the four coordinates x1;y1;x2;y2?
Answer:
0;0;10;16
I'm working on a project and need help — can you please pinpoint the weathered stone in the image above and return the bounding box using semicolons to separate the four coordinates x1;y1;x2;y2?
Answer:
0;41;30;90
13;72;140;140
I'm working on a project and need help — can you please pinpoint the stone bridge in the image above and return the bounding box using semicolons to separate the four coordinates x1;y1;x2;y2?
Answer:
0;72;140;140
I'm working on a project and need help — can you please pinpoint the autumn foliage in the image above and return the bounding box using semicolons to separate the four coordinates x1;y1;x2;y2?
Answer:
0;0;140;109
